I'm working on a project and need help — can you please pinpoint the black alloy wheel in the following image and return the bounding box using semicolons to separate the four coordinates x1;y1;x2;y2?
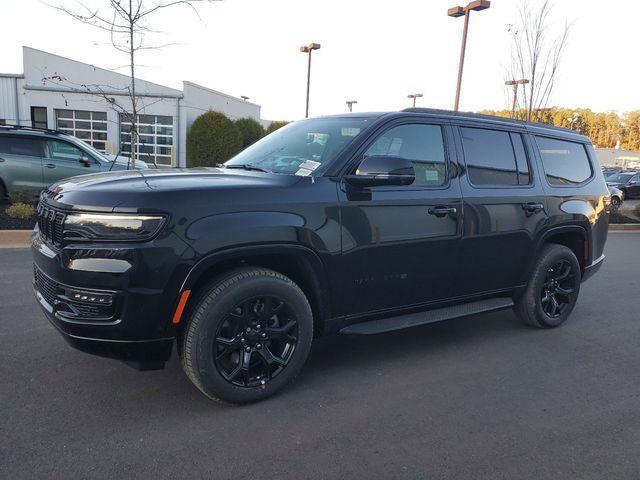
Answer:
515;243;581;328
181;267;313;403
540;260;575;318
214;296;298;387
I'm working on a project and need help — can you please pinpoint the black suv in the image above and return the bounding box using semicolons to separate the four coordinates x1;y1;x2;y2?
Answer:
32;109;609;403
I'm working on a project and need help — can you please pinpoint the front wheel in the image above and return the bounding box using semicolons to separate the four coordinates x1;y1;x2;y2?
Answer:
180;267;313;403
515;244;581;328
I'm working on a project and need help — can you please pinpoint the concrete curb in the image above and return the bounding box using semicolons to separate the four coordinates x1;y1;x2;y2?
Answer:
0;230;32;248
608;224;640;231
1;224;639;248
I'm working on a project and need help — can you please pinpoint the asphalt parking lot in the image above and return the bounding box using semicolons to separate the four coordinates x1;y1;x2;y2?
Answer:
1;232;639;479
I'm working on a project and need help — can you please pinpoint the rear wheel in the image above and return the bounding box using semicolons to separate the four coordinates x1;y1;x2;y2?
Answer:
181;267;313;403
515;244;581;328
611;196;621;210
0;182;6;202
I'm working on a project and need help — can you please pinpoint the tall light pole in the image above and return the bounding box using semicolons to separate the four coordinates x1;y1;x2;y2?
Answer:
505;79;529;118
448;0;491;111
300;42;321;118
346;100;358;112
407;93;423;108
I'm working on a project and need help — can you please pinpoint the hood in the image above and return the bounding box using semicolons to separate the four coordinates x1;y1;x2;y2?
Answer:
43;168;302;212
102;154;149;170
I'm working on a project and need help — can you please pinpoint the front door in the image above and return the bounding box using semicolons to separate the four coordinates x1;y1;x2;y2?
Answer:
42;138;101;187
453;125;548;296
338;121;463;317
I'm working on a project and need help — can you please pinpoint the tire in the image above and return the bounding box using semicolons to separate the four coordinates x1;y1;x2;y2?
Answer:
611;196;621;210
181;267;313;404
0;182;6;203
515;244;581;328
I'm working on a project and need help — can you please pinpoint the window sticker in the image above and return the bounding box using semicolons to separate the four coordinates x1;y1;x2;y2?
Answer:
295;168;313;176
298;160;321;171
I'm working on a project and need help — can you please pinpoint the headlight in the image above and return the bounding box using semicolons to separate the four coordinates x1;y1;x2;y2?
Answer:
63;213;166;242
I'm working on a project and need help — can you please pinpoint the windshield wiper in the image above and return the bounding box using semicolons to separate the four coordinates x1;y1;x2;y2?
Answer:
224;164;271;173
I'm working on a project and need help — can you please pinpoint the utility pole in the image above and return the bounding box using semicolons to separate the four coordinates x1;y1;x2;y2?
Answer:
505;79;529;118
300;43;321;118
346;100;358;112
407;93;423;108
448;0;491;111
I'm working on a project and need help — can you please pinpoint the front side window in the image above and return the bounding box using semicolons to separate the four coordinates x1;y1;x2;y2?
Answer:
536;136;592;185
461;127;530;186
44;140;86;162
0;136;43;157
363;124;447;187
225;117;372;175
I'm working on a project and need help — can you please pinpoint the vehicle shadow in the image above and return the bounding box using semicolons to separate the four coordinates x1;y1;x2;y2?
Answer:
152;308;527;409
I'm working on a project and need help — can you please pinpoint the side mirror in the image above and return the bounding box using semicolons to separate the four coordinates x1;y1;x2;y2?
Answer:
344;155;415;187
79;155;92;167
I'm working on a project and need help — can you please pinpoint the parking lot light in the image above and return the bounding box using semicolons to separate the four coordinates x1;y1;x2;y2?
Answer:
300;43;321;118
448;1;491;111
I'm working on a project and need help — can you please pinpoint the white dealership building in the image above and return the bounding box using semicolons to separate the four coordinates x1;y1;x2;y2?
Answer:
0;47;262;167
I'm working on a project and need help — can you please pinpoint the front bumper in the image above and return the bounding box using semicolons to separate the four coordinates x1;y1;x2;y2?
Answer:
31;229;195;367
582;254;605;283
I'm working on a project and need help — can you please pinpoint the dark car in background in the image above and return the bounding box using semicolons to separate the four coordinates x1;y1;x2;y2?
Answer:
0;125;147;201
606;171;640;199
32;109;610;403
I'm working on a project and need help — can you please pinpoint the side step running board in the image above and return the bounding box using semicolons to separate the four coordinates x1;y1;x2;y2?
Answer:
339;297;514;335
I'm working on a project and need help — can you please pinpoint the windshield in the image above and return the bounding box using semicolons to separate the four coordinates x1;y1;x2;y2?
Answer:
608;173;634;183
224;117;373;175
65;135;108;162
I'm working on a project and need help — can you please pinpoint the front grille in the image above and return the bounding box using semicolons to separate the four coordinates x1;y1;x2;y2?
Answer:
33;266;59;307
36;202;65;247
33;266;117;321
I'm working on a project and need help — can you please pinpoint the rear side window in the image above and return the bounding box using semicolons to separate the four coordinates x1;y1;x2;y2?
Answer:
364;124;447;187
536;137;592;185
0;135;44;157
460;127;531;186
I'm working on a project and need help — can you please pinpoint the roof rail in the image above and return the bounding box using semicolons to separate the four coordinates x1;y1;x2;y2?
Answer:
401;107;578;134
0;124;69;136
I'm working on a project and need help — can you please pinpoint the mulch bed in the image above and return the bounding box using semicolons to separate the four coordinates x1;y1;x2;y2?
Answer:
610;210;640;224
0;203;38;230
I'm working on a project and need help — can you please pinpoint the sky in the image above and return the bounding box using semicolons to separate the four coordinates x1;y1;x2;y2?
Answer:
1;0;639;120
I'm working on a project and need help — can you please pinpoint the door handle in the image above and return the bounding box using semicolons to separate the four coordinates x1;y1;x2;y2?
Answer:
44;163;56;169
522;202;544;213
428;206;457;217
0;157;5;162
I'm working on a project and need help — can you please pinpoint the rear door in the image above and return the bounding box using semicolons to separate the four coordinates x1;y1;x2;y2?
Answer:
42;138;101;187
628;173;640;197
453;124;548;296
338;119;463;316
0;134;45;196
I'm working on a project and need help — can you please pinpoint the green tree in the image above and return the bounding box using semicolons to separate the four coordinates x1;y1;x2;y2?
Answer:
235;118;265;149
265;121;289;135
187;111;242;167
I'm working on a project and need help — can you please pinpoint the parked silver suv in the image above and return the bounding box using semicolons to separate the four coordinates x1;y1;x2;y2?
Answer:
0;126;148;200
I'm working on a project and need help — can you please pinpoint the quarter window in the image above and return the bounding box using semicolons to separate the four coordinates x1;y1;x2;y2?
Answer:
56;110;108;153
364;124;446;187
461;127;531;186
120;114;174;166
536;137;592;185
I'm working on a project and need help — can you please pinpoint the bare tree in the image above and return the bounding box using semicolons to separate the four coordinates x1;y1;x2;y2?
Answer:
507;0;571;122
46;0;217;168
